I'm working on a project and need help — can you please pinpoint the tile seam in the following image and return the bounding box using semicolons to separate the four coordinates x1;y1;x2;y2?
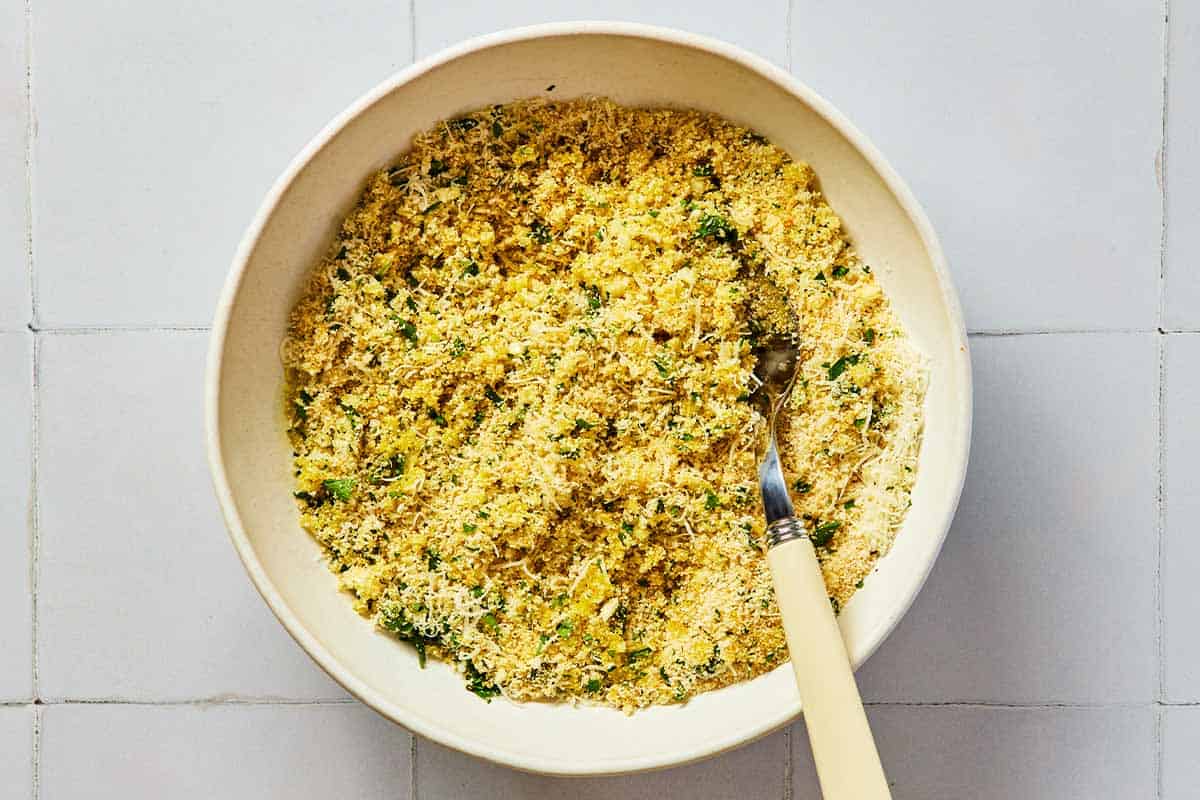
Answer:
29;333;39;706
1158;0;1170;330
31;703;40;800
23;0;36;330
18;698;1169;708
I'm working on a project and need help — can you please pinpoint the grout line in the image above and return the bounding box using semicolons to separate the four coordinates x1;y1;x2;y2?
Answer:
23;0;36;330
863;700;1154;709
42;697;359;707
1156;334;1168;704
29;334;40;704
782;725;793;800
1156;0;1169;775
31;702;41;800
409;0;417;63
1158;0;1170;331
1154;330;1167;795
2;695;1180;710
410;735;419;800
1156;705;1165;800
785;0;793;73
968;327;1156;337
16;325;1200;337
27;324;212;335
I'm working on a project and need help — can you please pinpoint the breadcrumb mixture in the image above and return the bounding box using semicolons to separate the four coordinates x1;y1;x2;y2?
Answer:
282;98;926;711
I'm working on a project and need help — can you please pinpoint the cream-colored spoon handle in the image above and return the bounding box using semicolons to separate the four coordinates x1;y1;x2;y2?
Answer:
767;536;892;800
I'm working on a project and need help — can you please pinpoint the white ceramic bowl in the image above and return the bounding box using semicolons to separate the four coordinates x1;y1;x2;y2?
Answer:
205;22;971;776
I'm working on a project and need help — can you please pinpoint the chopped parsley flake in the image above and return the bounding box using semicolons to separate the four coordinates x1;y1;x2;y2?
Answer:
322;478;354;502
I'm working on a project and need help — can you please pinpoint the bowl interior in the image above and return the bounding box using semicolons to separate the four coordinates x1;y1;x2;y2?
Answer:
209;26;970;776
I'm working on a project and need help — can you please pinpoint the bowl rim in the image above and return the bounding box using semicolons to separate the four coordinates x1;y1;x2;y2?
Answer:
205;20;972;776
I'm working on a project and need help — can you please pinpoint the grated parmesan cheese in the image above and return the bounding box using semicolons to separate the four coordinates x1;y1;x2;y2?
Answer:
282;98;926;711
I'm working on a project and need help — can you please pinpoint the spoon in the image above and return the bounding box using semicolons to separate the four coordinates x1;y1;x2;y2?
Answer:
752;338;892;800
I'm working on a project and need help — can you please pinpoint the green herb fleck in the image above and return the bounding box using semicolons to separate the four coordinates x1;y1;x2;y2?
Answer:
530;221;553;244
694;213;737;243
627;646;652;663
832;265;849;278
448;117;478;132
463;523;477;534
428;159;448;176
826;354;861;381
481;613;499;632
484;386;504;407
322;478;354;503
792;480;812;494
556;619;574;639
465;662;501;701
294;389;313;420
421;201;443;214
704;490;720;511
810;521;841;547
585;678;602;693
863;328;876;345
396;318;418;344
450;338;466;357
379;605;439;668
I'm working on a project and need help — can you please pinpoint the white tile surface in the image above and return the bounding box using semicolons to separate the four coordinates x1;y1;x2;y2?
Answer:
413;0;789;66
1163;707;1200;800
792;706;1156;799
856;334;1158;703
0;706;34;800
791;0;1161;332
415;730;786;799
39;703;411;799
33;1;414;328
1165;335;1200;701
0;1;29;328
0;333;32;700
37;332;346;701
9;0;1186;793
1165;0;1200;327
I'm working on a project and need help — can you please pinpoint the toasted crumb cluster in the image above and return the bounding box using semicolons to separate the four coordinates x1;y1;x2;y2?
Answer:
282;98;926;710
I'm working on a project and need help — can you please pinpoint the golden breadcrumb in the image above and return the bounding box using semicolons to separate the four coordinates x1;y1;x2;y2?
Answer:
282;98;926;711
